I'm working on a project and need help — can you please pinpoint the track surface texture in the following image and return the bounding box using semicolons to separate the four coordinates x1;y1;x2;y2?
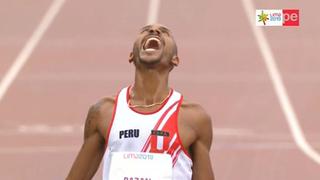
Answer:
0;0;319;179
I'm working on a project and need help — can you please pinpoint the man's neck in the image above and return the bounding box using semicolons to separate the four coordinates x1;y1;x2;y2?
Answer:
131;69;170;105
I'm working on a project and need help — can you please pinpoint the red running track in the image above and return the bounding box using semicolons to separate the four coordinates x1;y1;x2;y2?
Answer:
0;0;319;179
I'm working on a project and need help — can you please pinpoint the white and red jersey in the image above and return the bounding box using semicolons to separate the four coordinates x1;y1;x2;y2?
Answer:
103;86;193;180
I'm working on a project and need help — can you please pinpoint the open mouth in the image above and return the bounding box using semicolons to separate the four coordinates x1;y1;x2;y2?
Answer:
143;37;162;52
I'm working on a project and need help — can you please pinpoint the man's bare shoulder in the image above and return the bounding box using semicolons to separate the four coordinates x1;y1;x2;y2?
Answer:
180;100;212;136
84;96;116;139
90;96;116;115
180;99;213;153
181;100;211;121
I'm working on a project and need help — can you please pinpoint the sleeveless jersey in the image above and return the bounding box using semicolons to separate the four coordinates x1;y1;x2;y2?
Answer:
103;87;193;180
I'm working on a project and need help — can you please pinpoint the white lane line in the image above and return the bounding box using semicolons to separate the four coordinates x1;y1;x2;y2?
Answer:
0;146;78;154
0;0;66;102
147;0;161;24
0;124;83;135
214;128;254;136
18;124;77;134
241;0;320;165
216;142;301;150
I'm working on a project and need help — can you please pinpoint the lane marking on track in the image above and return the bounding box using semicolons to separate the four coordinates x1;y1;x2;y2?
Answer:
147;0;161;24
241;0;320;165
0;0;66;103
214;128;254;136
215;142;320;150
0;124;83;135
0;146;78;154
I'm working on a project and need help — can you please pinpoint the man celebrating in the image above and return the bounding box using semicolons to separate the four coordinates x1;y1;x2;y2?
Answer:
67;24;214;180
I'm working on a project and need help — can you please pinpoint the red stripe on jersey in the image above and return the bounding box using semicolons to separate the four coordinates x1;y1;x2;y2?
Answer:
174;95;192;158
172;148;182;166
141;100;179;152
150;110;178;153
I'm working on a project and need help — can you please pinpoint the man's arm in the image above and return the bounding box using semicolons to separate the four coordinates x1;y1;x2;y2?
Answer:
190;105;215;180
66;98;114;180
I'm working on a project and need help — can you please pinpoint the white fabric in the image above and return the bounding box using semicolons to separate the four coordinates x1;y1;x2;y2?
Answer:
103;87;193;180
107;152;172;180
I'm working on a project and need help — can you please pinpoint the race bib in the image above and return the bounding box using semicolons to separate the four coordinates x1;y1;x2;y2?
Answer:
108;152;173;180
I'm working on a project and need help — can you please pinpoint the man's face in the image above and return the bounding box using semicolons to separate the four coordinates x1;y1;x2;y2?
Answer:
131;24;177;67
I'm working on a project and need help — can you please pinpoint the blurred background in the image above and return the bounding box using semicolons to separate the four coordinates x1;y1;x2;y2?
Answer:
0;0;319;179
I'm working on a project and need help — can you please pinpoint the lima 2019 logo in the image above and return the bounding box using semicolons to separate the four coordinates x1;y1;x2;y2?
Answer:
256;9;299;26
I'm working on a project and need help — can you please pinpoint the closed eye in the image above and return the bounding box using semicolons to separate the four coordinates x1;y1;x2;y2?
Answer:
159;27;171;36
140;25;151;33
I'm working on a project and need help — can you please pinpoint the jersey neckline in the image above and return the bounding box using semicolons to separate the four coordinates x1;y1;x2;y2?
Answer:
126;85;174;115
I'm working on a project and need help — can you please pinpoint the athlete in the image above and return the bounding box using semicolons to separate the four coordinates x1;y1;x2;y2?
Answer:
66;24;214;180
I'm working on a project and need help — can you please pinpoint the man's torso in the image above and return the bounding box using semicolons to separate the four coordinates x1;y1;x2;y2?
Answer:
98;87;199;179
